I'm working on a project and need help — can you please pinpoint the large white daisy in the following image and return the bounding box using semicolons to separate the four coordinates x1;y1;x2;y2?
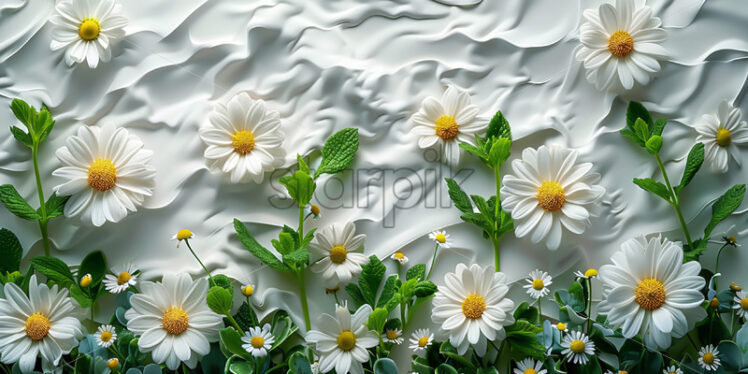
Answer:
431;263;515;356
49;0;127;68
576;0;668;91
125;273;224;371
410;85;485;166
200;92;286;183
52;124;156;227
309;221;369;285
501;145;605;250
0;275;85;373
305;303;378;374
694;100;748;173
597;235;707;349
103;263;138;294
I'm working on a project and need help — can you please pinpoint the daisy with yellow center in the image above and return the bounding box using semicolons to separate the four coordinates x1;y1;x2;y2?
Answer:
408;328;433;352
694;100;748;173
662;365;683;374
241;324;275;358
429;230;452;248
309;222;368;285
561;330;595;365
598;236;707;350
501;145;605;250
432;263;514;356
103;264;139;294
513;358;548;374
576;0;668;91
382;328;403;344
554;322;568;333
172;229;195;247
96;325;117;348
698;345;721;371
732;291;748;318
410;85;485;166
200;92;286;183
524;269;553;299
390;251;409;265
52;124;156;227
574;268;599;279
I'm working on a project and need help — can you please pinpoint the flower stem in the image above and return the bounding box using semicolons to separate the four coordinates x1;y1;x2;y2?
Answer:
426;243;439;280
586;278;593;334
493;165;502;272
654;154;694;249
32;145;50;257
296;270;311;331
225;313;243;333
714;243;729;289
298;205;305;237
538;298;544;344
492;237;500;272
184;239;214;285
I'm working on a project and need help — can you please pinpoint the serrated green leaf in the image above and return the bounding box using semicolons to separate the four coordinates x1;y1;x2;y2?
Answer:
675;142;704;194
314;128;359;178
79;250;107;285
413;280;437;298
280;170;316;207
9;126;32;148
345;283;366;308
376;275;398;309
359;255;385;306
282;248;309;269
704;184;746;239
620;128;644;147
458;142;487;162
488;137;511;167
233;219;290;272
30;256;74;286
233;301;259;330
652;118;667;136
645;135;663;154
0;184;40;221
297;154;311;175
505;320;545;359
444;178;472;214
406;264;425;281
633;118;650;143
633;178;672;203
367;307;389;333
272;231;296;256
43;192;69;219
210;274;234;294
486;110;511;140
10;99;35;130
626;101;653;132
206;286;233;314
0;228;22;273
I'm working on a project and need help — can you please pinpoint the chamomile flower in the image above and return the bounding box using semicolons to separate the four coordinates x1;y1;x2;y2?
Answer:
663;366;683;374
241;324;275;358
694;101;748;173
107;358;119;370
560;330;595;365
172;229;194;246
200;92;285;183
103;264;138;294
513;358;547;374
49;0;127;68
523;270;553;299
382;328;403;344
574;268;599;279
390;252;408;265
698;345;721;371
410;85;485;166
553;322;568;333
732;291;748;318
708;225;740;248
429;230;452;248
732;283;743;292
408;328;433;352
241;284;255;297
96;325;117;348
309;222;368;285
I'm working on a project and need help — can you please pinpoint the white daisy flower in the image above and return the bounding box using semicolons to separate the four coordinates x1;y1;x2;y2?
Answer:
390;252;408;265
698;345;721;371
125;273;224;371
597;235;707;349
96;324;117;348
52;124;156;227
574;268;599;279
0;275;85;373
408;328;433;352
103;263;138;294
429;230;452;248
49;0;127;68
501;145;605;250
382;328;403;344
576;0;668;91
663;365;683;374
200;92;285;183
694;100;748;173
309;222;368;285
241;324;275;358
523;269;553;299
513;358;547;374
432;263;515;356
560;330;595;365
410;85;485;166
305;303;379;374
107;358;119;370
553;322;568;333
732;291;748;318
172;229;195;246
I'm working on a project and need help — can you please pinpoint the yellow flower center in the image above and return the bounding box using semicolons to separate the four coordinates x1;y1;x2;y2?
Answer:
107;359;119;369
461;294;486;319
523;370;537;374
162;306;189;335
740;298;748;310
728;235;737;244
100;331;113;342
570;339;586;354
232;130;256;155
117;272;131;285
242;285;254;296
88;158;117;192
556;322;566;330
608;30;634;58
329;245;348;264
716;128;732;147
418;336;430;347
536;181;566;211
532;279;545;290
435;233;447;243
336;330;356;351
80;274;92;287
635;278;666;311
310;204;320;216
703;352;715;365
731;282;742;292
176;229;193;240
434;115;459;140
250;336;265;348
710;297;719;308
394;252;405;259
78;17;101;41
25;313;51;341
386;330;399;340
584;268;598;277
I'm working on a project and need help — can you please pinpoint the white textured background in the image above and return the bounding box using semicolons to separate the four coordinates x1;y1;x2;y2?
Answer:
1;0;747;353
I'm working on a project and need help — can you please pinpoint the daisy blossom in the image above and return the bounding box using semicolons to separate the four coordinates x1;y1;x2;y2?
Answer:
305;303;378;374
501;145;605;250
698;345;721;371
432;263;515;355
574;268;599;279
241;324;275;358
576;0;668;91
172;229;194;246
241;284;255;297
523;269;553;299
0;275;85;373
560;330;595;365
382;328;403;344
390;252;408;265
52;124;156;226
733;291;748;318
410;85;485;166
200;92;285;183
107;358;119;370
103;263;138;294
694;100;748;173
663;365;683;374
553;322;568;333
513;358;547;374
49;0;127;68
125;273;224;370
429;230;452;248
96;324;117;348
408;328;433;352
309;222;368;285
597;236;707;349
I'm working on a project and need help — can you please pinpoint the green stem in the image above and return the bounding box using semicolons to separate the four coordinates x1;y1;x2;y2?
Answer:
426;243;439;280
400;300;406;330
32;145;50;257
493;166;502;272
586;278;593;334
184;240;215;285
492;237;500;272
714;243;729;290
298;205;305;237
654;154;693;248
225;313;243;333
296;271;311;331
538;298;544;344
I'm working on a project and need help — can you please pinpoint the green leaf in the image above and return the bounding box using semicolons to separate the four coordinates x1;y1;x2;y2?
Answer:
675;142;704;194
486;110;512;140
43;193;70;219
376;275;398;309
297;154;311;175
270;310;297;349
79;250;107;285
505;320;545;359
0;228;23;273
367;307;389;333
359;255;386;306
626;101;653;131
69;284;92;307
645;135;663;154
435;364;458;374
9;126;32;148
233;301;259;330
0;185;41;221
620;128;643;147
36;109;55;144
444;178;472;214
554;281;586;313
279;170;316;206
413;281;437;298
488;137;511;167
219;327;252;360
633;118;650;143
373;358;399;374
314;128;359;178
288;351;313;374
206;286;233;314
704;184;746;239
233;219;291;272
30;256;75;287
513;301;539;322
345;284;366;308
210;274;234;295
717;341;742;371
10;99;35;130
282;248;309;269
406;264;426;281
633;178;672;203
458;143;487;162
439;341;476;371
652;118;668;136
735;324;748;366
